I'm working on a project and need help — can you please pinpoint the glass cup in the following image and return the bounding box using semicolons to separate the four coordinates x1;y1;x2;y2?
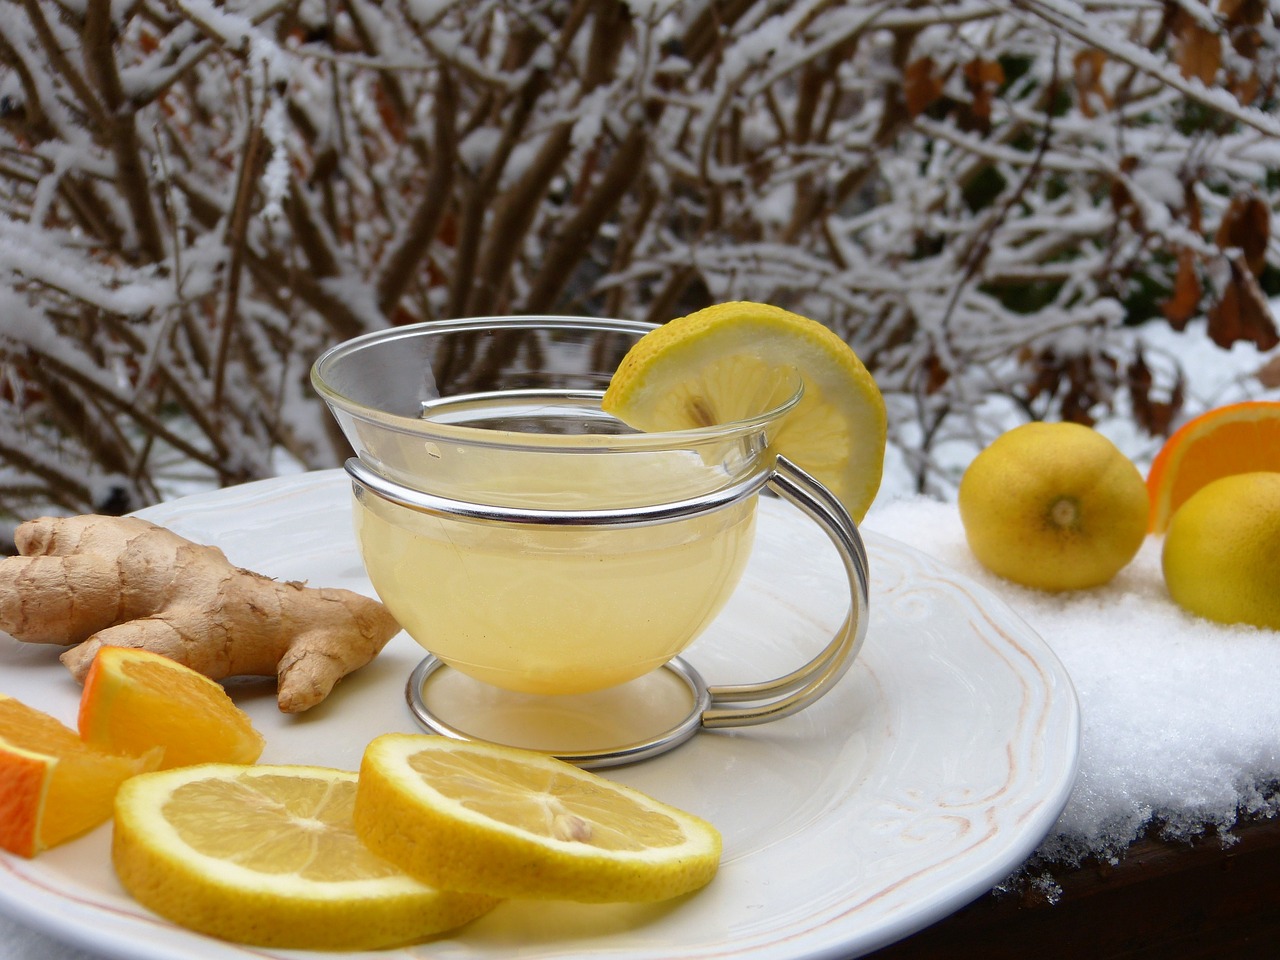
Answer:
312;316;869;765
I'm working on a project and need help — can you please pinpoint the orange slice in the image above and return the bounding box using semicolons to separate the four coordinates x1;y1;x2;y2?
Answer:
0;694;157;857
1146;401;1280;533
78;647;264;769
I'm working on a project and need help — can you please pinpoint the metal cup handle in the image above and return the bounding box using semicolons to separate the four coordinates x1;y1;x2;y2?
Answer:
700;454;871;728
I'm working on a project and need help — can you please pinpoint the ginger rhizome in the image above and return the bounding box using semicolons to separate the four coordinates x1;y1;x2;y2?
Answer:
0;515;400;713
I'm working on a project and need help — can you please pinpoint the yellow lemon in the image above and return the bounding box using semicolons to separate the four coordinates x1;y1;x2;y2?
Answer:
353;734;722;903
1162;471;1280;629
601;301;886;523
112;764;497;950
958;421;1149;591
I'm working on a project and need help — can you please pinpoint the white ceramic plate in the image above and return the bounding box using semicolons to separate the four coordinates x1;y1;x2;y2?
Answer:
0;471;1078;960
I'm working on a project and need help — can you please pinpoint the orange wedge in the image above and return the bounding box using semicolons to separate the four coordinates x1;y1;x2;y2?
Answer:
78;647;264;769
1146;401;1280;533
0;694;157;857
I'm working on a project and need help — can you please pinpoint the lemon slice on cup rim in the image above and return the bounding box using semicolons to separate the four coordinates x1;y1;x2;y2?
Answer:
601;301;887;523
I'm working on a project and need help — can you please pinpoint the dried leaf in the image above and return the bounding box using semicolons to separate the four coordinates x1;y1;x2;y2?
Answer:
1220;0;1266;28
922;352;949;394
1110;157;1143;231
963;58;1005;126
965;59;1005;88
1256;355;1280;389
1184;180;1203;234
1022;347;1062;403
1230;69;1261;105
1110;178;1134;215
389;304;419;326
1073;49;1110;117
1061;392;1097;426
1175;19;1222;85
1207;256;1280;350
1128;348;1152;401
1161;247;1203;329
904;57;945;118
374;83;405;144
1214;194;1270;276
1230;26;1263;60
1128;350;1181;436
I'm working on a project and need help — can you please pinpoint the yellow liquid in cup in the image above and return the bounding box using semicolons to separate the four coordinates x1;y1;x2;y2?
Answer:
355;456;757;696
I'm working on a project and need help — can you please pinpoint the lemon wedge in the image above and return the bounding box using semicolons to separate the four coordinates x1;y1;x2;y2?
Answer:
112;764;497;950
602;301;886;522
353;734;722;903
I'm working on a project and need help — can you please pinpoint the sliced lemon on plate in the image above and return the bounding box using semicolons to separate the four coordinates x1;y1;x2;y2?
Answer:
354;734;722;903
112;763;497;950
602;301;887;522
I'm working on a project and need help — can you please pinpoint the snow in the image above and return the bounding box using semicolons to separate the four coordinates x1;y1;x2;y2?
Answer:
258;96;291;222
864;498;1280;865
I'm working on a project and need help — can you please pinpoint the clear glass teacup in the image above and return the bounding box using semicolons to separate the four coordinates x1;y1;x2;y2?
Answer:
312;316;869;765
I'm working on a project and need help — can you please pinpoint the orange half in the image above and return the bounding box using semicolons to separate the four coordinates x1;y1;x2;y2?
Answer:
0;694;157;857
1146;400;1280;533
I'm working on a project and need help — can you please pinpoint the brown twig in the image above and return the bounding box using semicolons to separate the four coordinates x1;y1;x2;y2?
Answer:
376;69;458;315
212;72;267;410
82;0;165;262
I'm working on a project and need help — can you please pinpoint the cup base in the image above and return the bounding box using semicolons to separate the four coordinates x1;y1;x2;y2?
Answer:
405;655;711;768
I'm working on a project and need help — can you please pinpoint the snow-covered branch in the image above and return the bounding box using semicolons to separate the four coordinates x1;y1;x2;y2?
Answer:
1;0;1278;526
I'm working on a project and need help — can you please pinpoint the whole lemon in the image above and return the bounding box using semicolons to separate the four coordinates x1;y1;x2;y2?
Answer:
958;422;1149;591
1161;471;1280;629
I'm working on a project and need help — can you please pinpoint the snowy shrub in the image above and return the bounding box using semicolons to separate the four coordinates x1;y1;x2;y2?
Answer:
1;0;1278;528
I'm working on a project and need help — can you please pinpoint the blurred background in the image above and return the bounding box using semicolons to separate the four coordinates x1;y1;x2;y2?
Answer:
2;0;1279;547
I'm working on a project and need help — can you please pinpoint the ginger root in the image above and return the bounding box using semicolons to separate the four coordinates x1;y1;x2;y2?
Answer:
0;515;401;713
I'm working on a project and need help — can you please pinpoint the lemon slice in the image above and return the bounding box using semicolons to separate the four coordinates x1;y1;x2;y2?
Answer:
602;301;887;522
353;734;722;903
112;764;498;950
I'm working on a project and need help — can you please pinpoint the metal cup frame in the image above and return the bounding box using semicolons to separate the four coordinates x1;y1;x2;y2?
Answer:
347;450;870;769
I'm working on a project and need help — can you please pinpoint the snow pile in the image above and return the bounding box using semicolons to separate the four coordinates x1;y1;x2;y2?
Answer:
866;314;1280;864
863;498;1280;864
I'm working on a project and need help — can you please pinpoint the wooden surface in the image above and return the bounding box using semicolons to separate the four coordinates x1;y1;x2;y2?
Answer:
864;812;1280;959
